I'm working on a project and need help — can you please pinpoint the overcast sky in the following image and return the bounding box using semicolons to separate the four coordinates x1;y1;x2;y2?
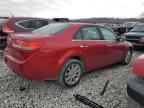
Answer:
0;0;144;19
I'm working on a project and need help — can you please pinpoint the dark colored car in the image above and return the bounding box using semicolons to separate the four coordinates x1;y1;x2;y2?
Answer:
0;17;9;49
4;23;133;87
52;18;69;22
0;17;50;50
122;24;144;46
123;22;141;28
112;25;132;35
127;54;144;108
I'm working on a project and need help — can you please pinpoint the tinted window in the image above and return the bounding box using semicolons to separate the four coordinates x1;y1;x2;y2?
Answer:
28;20;48;29
38;20;48;27
81;27;100;40
34;23;71;35
17;20;48;29
17;20;30;28
75;31;83;40
99;27;117;40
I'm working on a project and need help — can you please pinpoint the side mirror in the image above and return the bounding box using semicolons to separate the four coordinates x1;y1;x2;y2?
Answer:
119;37;125;42
116;32;121;36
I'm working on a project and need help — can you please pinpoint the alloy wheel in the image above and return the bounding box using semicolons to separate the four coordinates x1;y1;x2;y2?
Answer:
64;63;82;85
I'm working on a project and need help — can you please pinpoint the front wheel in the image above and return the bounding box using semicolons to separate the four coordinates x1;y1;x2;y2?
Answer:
58;59;83;88
122;48;133;65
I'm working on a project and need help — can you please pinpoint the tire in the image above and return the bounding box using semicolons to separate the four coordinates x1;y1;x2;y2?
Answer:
122;48;133;65
58;59;83;88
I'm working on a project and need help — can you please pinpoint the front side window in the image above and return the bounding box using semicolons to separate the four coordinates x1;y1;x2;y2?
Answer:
34;23;71;35
81;27;100;40
99;27;117;40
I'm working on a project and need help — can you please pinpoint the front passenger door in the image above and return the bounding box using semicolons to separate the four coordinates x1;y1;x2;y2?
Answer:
98;27;126;65
74;26;108;71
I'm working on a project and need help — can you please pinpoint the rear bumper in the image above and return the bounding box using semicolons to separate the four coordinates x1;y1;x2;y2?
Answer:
4;49;61;80
127;76;144;107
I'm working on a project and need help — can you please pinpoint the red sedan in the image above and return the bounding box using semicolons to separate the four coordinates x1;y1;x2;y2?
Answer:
4;23;133;87
133;54;144;77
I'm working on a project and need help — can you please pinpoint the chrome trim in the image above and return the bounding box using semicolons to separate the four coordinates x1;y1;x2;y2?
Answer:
72;40;115;42
80;45;89;48
72;39;110;42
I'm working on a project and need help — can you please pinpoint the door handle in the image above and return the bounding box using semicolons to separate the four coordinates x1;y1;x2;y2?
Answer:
80;45;89;48
107;44;113;47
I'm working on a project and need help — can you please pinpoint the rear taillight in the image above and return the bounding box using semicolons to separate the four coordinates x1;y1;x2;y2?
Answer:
3;18;14;33
12;39;24;49
12;39;43;51
23;41;43;51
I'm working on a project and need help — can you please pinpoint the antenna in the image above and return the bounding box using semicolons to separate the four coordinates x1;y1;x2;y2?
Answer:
9;10;14;17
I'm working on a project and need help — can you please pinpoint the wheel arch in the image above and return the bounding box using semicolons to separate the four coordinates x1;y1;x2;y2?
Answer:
56;50;86;78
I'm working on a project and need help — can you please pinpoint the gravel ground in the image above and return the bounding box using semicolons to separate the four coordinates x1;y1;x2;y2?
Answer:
0;49;143;108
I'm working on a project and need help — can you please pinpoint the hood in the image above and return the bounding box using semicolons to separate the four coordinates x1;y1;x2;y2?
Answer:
123;32;144;37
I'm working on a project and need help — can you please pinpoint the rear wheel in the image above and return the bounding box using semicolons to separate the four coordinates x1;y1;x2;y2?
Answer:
122;48;132;65
58;59;83;88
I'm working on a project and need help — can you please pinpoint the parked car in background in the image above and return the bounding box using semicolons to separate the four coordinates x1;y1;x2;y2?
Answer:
123;22;141;28
0;17;9;50
4;23;133;87
112;25;132;36
127;54;144;108
52;18;69;22
0;17;50;50
112;22;141;36
122;24;144;47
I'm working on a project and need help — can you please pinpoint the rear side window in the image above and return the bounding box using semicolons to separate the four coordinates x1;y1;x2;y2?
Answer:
75;31;83;40
81;27;100;40
17;20;29;28
34;23;71;35
28;20;48;29
99;27;117;40
17;20;48;29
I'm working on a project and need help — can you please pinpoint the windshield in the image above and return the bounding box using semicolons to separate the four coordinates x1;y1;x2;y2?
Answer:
131;25;144;32
34;23;71;35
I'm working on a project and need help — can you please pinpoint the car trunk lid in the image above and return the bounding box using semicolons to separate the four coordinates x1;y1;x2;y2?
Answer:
7;33;49;59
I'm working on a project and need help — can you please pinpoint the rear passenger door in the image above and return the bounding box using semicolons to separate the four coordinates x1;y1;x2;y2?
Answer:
98;26;126;65
74;26;108;71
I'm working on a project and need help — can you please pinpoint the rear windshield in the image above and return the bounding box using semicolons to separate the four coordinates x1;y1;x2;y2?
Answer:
34;23;71;35
131;25;144;32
